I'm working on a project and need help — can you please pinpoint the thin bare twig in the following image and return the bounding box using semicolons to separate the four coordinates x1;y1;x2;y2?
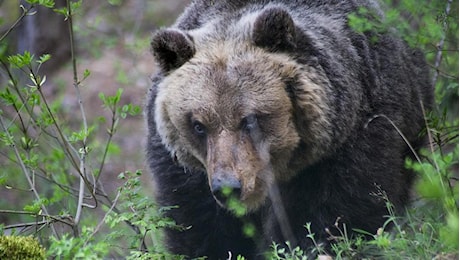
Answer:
4;220;49;230
0;209;74;227
0;113;58;237
95;107;117;185
32;72;80;173
365;114;423;165
64;0;97;230
0;5;34;42
84;190;121;246
2;60;82;171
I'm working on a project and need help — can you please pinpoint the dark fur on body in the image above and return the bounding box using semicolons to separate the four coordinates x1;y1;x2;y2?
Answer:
146;0;433;258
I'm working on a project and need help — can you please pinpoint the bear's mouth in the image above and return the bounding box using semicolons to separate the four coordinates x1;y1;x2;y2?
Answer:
211;184;268;214
208;167;271;214
211;184;246;214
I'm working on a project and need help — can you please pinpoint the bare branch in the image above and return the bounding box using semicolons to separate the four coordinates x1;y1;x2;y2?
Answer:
0;112;58;237
0;5;34;42
365;114;423;166
84;190;121;246
64;0;98;229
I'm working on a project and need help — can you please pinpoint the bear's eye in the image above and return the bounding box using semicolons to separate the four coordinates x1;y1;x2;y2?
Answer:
192;120;207;137
241;114;258;132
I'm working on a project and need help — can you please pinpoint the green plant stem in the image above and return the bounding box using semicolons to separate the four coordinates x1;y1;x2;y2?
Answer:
31;73;79;170
1;61;82;171
0;64;27;133
0;113;58;237
84;190;121;246
29;67;99;236
31;73;80;172
95;107;117;185
0;4;34;42
64;0;97;231
96;187;148;249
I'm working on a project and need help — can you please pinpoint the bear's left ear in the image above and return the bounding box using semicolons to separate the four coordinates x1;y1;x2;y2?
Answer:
252;7;297;51
151;29;195;72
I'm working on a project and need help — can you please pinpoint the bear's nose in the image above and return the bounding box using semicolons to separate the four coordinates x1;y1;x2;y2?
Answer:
211;174;241;205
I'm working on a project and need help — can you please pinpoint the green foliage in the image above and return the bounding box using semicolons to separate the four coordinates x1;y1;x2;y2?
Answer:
270;242;309;260
268;174;458;259
7;51;34;68
0;235;46;260
53;0;82;18
26;0;55;8
219;187;260;240
47;228;110;259
45;171;179;259
0;1;157;259
105;170;180;259
222;186;248;217
407;145;459;251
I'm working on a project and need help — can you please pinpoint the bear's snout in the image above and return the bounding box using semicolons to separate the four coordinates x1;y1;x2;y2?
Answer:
210;172;242;206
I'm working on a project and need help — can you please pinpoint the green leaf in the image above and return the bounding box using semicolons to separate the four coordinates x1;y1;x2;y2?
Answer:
26;0;55;8
83;69;91;80
38;54;51;64
7;51;33;68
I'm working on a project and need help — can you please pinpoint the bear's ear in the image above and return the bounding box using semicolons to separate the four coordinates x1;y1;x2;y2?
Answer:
151;29;195;72
252;7;296;51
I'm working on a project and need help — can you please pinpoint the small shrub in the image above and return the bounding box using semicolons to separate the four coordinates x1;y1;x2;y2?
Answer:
0;235;46;260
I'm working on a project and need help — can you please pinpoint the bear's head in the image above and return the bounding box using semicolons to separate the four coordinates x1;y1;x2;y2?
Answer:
151;6;333;212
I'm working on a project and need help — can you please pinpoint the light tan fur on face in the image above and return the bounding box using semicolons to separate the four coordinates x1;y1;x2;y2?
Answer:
154;18;332;211
206;129;272;210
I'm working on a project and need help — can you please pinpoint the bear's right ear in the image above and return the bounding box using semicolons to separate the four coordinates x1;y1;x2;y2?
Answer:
252;7;296;52
151;29;195;72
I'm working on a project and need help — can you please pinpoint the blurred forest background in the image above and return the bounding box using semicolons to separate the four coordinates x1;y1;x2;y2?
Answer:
0;0;458;259
0;0;188;184
0;0;191;258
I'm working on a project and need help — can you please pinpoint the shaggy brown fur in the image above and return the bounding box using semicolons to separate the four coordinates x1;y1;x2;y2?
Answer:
146;0;433;258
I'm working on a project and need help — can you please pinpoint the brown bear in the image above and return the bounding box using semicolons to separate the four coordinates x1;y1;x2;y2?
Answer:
146;0;433;258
